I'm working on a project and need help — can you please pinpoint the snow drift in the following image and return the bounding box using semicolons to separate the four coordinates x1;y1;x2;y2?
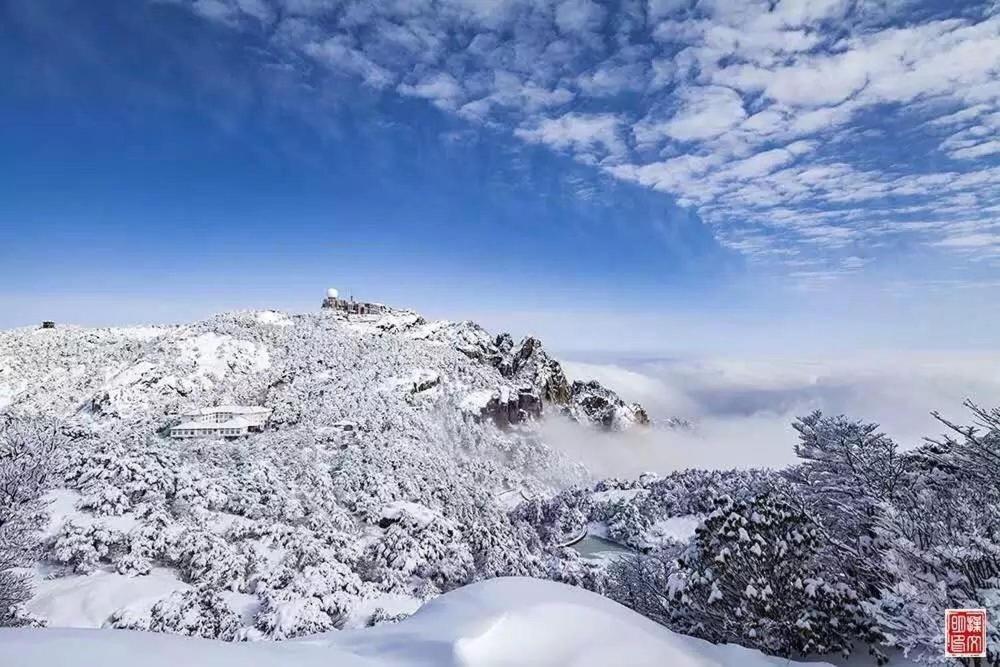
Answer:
0;577;832;667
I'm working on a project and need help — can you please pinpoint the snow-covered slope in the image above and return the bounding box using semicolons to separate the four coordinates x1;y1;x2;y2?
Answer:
0;307;655;637
0;577;835;667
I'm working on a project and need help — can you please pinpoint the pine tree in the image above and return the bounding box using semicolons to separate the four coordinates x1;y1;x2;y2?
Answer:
667;493;880;660
109;588;241;640
868;403;1000;662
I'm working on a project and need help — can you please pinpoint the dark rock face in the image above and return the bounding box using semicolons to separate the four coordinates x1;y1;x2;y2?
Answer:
496;336;571;406
481;388;544;428
410;374;441;394
90;391;113;416
567;380;650;430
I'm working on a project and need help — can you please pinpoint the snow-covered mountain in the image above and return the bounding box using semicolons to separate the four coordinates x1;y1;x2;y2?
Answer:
0;307;647;432
0;306;656;637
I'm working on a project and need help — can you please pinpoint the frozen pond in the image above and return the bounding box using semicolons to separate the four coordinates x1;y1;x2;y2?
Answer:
572;535;634;560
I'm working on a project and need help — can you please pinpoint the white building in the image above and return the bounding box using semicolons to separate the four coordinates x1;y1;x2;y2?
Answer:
321;287;386;315
170;405;271;439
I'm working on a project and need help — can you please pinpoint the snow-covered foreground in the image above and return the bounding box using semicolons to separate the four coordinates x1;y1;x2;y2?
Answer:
1;577;832;667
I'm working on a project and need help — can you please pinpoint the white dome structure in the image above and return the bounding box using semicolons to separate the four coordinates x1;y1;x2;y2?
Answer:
326;288;339;299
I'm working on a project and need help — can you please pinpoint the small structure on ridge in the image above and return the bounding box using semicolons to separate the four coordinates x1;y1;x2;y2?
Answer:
322;287;386;315
170;405;271;439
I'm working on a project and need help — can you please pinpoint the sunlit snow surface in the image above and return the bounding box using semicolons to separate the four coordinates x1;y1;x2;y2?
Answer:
1;578;834;667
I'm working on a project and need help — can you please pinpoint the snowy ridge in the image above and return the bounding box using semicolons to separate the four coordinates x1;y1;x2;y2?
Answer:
0;308;644;431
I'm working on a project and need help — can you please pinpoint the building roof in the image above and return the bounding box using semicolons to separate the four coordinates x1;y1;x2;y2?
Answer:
172;417;255;431
181;405;271;417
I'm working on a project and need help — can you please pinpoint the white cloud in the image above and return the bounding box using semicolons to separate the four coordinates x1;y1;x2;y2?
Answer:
656;86;747;142
305;36;394;88
173;0;1000;284
438;0;532;29
928;104;991;127
486;70;574;112
577;62;647;97
554;0;605;35
770;0;851;26
949;140;1000;160
721;146;802;180
190;0;274;25
397;71;464;109
515;112;625;161
648;57;678;89
763;57;869;107
233;0;273;23
190;0;239;24
710;16;1000;111
933;233;1000;249
646;0;690;22
520;83;574;109
276;0;340;17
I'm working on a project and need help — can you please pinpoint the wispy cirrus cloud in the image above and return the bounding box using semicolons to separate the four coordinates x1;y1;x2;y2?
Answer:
164;0;1000;287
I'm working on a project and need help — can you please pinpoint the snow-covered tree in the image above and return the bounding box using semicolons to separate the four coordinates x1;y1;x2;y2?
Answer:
169;528;249;590
0;416;61;625
359;507;475;595
666;493;881;661
785;412;904;598
866;403;1000;663
605;545;679;626
789;412;904;510
49;520;123;574
254;557;367;639
366;606;410;627
109;588;241;640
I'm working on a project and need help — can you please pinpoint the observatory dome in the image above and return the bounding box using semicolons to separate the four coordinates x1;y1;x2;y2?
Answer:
326;288;339;299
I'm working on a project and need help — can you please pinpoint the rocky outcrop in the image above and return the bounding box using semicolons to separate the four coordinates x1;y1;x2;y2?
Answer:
481;387;544;428
565;380;650;431
653;416;693;430
494;335;571;406
410;373;441;394
429;323;646;431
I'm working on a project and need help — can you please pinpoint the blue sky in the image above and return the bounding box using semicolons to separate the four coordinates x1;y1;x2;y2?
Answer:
2;0;998;355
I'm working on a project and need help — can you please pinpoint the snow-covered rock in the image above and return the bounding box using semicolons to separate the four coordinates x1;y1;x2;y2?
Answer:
566;380;649;430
